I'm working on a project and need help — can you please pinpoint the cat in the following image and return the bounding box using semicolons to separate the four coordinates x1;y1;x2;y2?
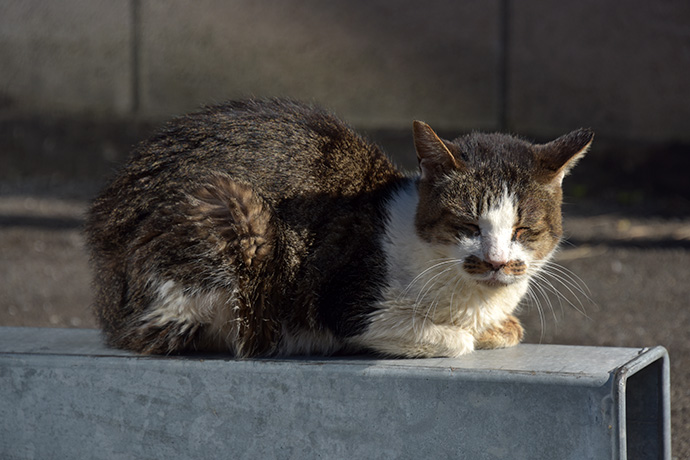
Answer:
85;99;593;358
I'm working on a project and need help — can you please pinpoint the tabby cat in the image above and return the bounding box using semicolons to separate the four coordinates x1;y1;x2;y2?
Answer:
86;99;592;358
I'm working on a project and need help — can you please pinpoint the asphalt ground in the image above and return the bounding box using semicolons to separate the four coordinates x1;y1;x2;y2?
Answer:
1;118;688;457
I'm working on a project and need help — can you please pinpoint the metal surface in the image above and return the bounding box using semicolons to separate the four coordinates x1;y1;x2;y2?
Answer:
0;327;670;459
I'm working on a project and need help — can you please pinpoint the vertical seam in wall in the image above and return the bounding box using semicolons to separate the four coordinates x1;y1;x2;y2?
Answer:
498;0;510;132
130;0;141;114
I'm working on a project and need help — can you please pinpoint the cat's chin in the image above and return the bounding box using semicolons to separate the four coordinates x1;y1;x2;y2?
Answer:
476;279;511;288
474;274;519;288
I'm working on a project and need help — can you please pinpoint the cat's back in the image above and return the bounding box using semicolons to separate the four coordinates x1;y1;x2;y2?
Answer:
122;99;399;200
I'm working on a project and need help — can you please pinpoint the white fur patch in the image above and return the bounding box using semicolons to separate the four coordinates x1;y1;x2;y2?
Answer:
143;280;216;325
141;279;242;351
479;190;517;265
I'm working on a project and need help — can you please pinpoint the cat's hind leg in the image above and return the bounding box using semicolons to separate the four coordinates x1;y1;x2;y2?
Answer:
184;175;281;356
117;176;281;356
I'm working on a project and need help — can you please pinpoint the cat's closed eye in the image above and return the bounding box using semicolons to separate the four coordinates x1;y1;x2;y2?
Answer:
512;227;540;242
456;222;481;238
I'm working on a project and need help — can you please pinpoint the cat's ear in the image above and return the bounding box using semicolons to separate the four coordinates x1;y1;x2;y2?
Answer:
413;121;463;181
534;128;594;186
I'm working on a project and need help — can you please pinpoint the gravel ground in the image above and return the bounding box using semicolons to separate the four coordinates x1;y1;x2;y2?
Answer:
1;119;688;457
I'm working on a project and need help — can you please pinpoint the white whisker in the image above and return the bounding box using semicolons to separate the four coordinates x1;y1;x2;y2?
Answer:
530;261;593;320
414;266;454;307
529;277;558;324
540;271;588;315
399;258;457;299
448;275;464;326
543;261;593;298
524;287;545;343
421;288;445;331
410;264;459;332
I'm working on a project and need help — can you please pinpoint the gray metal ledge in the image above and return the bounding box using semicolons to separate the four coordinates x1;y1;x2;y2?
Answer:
0;327;670;460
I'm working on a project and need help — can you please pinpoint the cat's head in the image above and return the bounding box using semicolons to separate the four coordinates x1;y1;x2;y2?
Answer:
412;121;593;287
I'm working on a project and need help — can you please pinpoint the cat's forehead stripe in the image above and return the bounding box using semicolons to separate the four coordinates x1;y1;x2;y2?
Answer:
479;190;517;231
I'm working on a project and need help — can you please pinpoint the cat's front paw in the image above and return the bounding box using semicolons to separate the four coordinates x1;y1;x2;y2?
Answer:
475;315;524;350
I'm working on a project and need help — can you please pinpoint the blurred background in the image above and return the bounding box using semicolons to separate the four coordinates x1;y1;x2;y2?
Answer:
1;0;689;456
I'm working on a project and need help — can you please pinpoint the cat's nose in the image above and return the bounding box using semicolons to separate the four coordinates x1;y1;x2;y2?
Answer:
485;258;507;271
483;240;509;271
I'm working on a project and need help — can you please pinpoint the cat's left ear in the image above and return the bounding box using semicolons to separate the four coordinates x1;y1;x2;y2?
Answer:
534;128;594;186
413;121;464;181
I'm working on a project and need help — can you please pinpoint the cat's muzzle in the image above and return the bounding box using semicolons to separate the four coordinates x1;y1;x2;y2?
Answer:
463;255;527;287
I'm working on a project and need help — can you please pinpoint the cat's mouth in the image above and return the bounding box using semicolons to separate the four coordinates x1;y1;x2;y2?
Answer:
463;256;526;287
475;273;515;288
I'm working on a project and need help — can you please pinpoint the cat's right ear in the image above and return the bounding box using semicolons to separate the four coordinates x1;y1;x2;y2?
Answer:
534;128;594;186
413;121;463;181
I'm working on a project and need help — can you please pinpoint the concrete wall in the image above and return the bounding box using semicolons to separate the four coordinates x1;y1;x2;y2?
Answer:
1;0;689;141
